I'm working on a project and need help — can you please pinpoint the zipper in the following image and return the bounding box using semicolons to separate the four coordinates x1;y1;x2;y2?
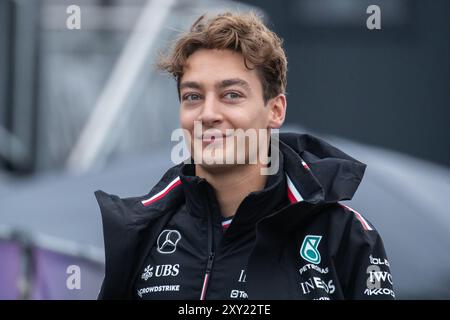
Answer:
200;252;215;300
200;186;216;300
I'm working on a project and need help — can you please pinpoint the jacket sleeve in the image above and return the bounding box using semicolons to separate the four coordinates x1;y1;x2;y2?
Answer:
337;210;395;300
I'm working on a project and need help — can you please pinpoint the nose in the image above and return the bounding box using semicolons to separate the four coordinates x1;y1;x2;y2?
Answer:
197;93;223;127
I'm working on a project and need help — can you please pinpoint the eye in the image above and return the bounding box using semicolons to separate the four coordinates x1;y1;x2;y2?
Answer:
182;93;202;101
223;92;243;100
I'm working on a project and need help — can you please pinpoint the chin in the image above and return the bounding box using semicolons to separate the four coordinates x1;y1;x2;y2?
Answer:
197;162;237;174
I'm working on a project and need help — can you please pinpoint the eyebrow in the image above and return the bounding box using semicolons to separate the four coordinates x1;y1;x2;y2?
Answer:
217;78;251;91
179;78;251;92
179;81;202;91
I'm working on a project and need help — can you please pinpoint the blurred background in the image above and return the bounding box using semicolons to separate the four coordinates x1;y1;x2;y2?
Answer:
0;0;449;299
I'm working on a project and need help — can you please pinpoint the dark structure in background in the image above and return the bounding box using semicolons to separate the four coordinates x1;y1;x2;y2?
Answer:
242;0;450;167
0;0;40;174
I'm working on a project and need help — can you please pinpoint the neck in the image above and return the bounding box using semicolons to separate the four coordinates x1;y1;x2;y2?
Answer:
196;163;267;218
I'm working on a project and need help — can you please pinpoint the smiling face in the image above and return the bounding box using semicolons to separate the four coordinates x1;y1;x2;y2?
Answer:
179;49;286;173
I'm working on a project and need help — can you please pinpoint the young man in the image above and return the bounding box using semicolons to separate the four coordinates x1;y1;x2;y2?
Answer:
95;12;395;300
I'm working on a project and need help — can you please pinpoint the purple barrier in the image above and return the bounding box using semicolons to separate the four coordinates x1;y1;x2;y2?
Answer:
31;246;104;300
0;240;21;299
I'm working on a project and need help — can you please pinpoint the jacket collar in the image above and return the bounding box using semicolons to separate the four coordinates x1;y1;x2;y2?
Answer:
131;132;367;265
135;132;366;223
279;132;366;204
133;133;366;229
178;152;288;233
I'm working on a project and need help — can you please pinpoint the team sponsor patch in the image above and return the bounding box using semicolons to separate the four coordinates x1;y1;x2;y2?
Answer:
141;264;180;281
137;285;180;298
300;235;322;264
157;229;181;254
299;263;329;275
300;276;336;295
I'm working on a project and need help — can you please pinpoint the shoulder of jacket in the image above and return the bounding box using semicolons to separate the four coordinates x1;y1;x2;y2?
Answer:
330;203;384;249
310;202;381;245
94;163;184;226
336;203;375;232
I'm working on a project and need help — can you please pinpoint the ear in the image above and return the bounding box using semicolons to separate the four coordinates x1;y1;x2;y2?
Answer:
267;94;287;129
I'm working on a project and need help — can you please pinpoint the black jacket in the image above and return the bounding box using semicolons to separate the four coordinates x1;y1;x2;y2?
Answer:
95;133;395;300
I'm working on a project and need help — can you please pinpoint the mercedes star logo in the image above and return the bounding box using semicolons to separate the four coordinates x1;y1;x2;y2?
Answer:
157;229;181;254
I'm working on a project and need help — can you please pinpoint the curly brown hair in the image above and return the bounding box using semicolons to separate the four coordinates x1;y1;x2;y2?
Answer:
158;12;287;103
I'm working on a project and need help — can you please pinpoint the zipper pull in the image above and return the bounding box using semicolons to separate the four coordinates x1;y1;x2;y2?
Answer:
206;252;215;273
200;252;216;300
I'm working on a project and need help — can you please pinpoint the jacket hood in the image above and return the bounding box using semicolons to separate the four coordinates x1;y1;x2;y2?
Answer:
278;132;366;204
